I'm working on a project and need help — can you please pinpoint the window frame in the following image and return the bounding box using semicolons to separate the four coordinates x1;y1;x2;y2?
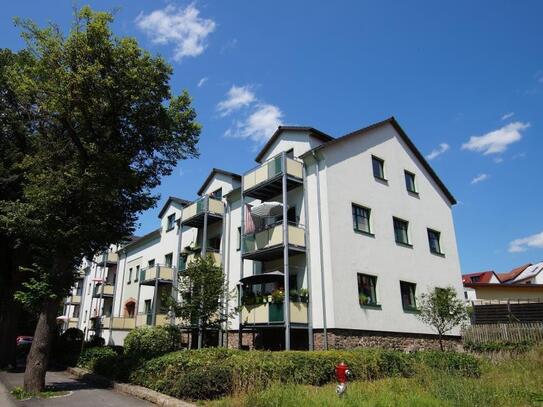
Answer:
166;213;176;231
127;268;132;285
371;155;386;181
393;217;411;247
236;227;241;251
427;228;444;255
357;273;381;308
352;203;373;236
400;281;418;312
135;265;140;282
404;170;418;194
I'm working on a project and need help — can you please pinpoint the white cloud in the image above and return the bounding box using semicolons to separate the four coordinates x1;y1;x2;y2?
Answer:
470;173;488;185
426;143;450;160
508;231;543;253
461;122;530;155
493;157;504;164
225;104;283;143
197;77;208;87
217;85;256;116
501;112;514;120
135;4;216;61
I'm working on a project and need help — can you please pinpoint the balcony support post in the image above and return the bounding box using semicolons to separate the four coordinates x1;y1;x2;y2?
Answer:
152;265;159;326
282;152;291;351
135;273;142;328
302;164;314;351
239;179;245;349
98;251;107;338
198;205;208;349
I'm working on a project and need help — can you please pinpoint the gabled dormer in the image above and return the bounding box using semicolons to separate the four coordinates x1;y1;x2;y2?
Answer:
255;126;333;163
197;168;241;198
158;196;191;232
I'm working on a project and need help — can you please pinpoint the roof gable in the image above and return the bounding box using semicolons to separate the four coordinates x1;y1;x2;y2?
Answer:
301;117;456;205
255;126;333;163
158;196;191;218
197;168;241;196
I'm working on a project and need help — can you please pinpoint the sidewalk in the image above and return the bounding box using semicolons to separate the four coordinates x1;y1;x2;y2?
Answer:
0;367;153;407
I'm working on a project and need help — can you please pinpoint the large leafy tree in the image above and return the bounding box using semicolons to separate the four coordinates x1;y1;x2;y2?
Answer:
416;287;468;351
2;7;200;392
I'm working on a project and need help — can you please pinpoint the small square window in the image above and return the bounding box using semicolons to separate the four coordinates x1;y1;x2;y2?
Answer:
372;156;386;180
135;265;140;282
357;274;378;306
148;259;155;268
393;217;410;245
427;229;443;254
211;188;222;199
405;171;417;193
166;214;176;231
352;204;372;234
400;281;417;311
237;227;241;251
164;253;173;267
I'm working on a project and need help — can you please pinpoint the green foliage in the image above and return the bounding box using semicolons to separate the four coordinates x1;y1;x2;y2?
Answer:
124;325;180;361
127;348;477;401
416;287;468;350
77;346;119;377
52;328;84;366
413;351;481;377
464;340;534;353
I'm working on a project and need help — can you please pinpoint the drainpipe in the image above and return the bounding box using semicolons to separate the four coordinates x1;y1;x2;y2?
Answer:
302;164;314;350
311;151;328;350
98;251;107;339
239;179;245;349
282;152;291;351
219;199;228;347
224;200;232;348
151;264;159;326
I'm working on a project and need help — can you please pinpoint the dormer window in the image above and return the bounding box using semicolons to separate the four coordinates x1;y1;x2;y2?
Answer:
211;188;222;199
166;214;175;231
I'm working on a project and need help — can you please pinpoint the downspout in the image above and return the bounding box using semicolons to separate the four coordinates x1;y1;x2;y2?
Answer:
219;199;229;347
224;199;232;348
99;251;107;339
311;151;328;350
302;163;314;350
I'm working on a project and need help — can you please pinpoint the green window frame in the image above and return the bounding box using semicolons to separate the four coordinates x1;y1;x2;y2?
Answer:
352;204;372;234
428;229;443;254
372;155;386;180
404;171;417;193
357;273;378;306
400;281;417;311
393;217;410;246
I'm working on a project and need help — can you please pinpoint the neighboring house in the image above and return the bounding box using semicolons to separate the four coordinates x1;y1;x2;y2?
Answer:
63;117;464;350
463;262;543;304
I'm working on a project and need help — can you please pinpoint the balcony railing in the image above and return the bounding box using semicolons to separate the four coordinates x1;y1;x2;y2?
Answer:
181;196;224;227
241;302;308;325
179;250;222;272
243;155;303;200
93;283;114;297
67;294;81;304
242;222;305;259
139;265;175;284
102;316;136;330
136;313;170;327
67;319;79;328
107;252;119;264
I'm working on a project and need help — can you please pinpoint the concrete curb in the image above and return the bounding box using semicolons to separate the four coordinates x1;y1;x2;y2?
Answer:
0;374;17;407
66;367;195;407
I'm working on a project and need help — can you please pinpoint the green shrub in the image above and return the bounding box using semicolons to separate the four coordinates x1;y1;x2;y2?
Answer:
464;340;534;353
414;351;481;377
53;328;84;366
124;326;180;361
77;346;119;377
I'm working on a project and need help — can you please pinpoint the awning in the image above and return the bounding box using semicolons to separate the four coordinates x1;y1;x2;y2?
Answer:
240;271;284;285
56;316;69;321
250;202;284;218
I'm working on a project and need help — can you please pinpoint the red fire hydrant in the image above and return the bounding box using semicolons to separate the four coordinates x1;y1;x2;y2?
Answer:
335;362;351;396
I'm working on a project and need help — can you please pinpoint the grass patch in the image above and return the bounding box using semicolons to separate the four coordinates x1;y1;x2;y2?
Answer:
205;347;543;406
10;386;69;400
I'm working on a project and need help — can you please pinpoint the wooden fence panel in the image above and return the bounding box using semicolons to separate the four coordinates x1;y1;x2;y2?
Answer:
463;322;543;344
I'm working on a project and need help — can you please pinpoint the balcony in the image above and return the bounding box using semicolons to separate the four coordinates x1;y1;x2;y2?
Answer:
102;316;136;330
179;250;222;272
243;154;303;201
93;283;114;298
181;196;224;228
67;294;81;304
241;302;308;325
106;251;119;264
242;222;306;261
139;265;175;286
136;313;170;327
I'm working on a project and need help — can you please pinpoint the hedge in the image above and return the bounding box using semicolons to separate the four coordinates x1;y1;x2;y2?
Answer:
124;326;180;361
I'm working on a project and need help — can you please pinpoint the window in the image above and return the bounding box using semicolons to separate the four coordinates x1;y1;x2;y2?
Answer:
211;188;222;199
144;300;152;314
237;227;241;251
148;259;155;268
88;283;91;293
372;156;385;180
393;217;410;246
427;229;443;254
128;268;133;284
73;305;80;318
400;281;417;311
164;253;173;267
357;274;379;306
166;213;176;231
207;237;221;251
471;275;480;283
404;171;417;193
287;206;296;224
135;265;140;282
352;204;372;234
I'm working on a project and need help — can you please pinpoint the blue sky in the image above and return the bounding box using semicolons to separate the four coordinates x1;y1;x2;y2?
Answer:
2;1;542;274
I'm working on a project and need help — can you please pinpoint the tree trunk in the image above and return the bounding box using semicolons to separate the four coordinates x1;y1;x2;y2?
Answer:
23;297;60;393
438;332;444;351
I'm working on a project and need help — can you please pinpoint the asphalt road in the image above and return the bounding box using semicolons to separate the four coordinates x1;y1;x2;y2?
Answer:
0;368;153;407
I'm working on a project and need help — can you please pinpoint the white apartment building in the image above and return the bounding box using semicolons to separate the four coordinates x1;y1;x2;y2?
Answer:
63;117;463;350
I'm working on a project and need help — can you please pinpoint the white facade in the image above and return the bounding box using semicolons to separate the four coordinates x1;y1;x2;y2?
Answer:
65;118;464;348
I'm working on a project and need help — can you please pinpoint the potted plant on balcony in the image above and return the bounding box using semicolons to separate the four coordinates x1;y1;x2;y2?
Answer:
271;288;284;304
242;291;256;306
289;289;300;302
359;293;369;305
299;288;309;303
